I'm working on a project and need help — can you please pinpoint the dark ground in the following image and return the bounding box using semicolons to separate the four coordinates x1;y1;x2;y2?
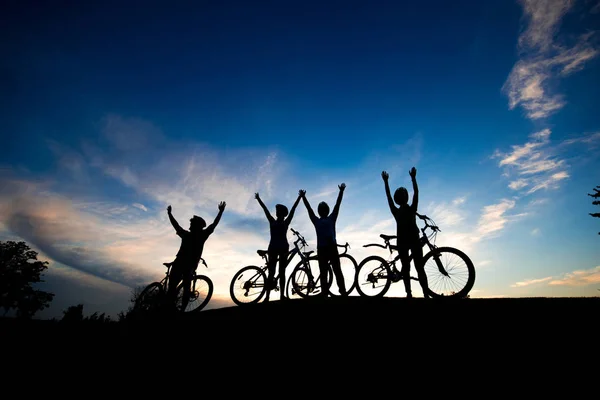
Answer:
4;296;598;343
2;296;598;387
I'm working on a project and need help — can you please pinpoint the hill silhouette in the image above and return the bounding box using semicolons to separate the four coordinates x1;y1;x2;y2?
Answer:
3;296;598;345
2;295;598;386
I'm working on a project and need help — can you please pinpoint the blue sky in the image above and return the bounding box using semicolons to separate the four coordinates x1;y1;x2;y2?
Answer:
1;0;599;318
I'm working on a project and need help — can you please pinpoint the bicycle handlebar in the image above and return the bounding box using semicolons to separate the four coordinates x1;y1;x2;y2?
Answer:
415;213;441;232
291;228;308;247
337;242;350;254
362;214;440;250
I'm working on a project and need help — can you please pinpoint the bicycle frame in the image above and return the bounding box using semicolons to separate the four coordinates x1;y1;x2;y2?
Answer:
363;215;448;278
254;229;314;289
161;257;208;293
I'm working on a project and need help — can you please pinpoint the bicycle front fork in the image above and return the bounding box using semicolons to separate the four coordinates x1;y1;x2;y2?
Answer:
431;251;449;277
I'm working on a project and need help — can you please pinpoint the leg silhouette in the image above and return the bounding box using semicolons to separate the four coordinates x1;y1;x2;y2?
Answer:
329;248;346;296
317;251;331;297
278;250;289;300
412;245;430;298
399;249;412;298
265;251;278;302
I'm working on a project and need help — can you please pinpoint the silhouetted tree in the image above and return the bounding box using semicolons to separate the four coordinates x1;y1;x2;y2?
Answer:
61;304;84;322
0;240;54;318
589;185;600;235
117;285;148;321
61;303;112;323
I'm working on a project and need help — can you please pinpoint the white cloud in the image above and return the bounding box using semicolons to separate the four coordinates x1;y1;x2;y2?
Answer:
452;197;466;206
426;197;468;229
531;227;540;236
509;179;529;190
510;266;600;289
475;199;519;237
132;203;148;212
511;276;553;287
493;129;571;195
503;0;599;120
561;131;600;146
548;266;600;286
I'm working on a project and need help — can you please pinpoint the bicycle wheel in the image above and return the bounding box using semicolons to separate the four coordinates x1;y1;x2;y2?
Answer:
355;255;392;297
230;265;267;306
291;256;333;298
177;275;213;312
134;282;164;312
286;269;303;300
422;247;475;298
328;253;358;297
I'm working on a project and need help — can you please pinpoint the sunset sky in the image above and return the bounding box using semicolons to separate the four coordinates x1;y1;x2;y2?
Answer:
1;0;599;319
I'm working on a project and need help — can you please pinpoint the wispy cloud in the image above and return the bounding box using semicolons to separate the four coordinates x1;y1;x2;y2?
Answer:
493;128;600;197
132;203;148;212
502;0;599;120
493;129;571;195
0;177;157;288
475;199;525;238
511;276;553;287
426;196;468;229
510;266;600;289
548;265;600;286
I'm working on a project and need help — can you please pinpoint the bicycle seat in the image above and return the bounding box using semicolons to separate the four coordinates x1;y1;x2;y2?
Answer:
380;234;396;241
257;250;268;257
303;251;314;257
163;262;173;267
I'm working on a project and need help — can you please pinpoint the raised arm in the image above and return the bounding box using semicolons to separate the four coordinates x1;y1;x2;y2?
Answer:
255;193;274;222
167;205;185;235
206;201;226;234
299;189;317;223
330;183;346;221
409;167;418;211
285;193;302;224
381;171;396;214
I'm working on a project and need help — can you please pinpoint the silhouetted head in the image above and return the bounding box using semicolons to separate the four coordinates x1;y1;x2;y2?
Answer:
190;215;206;231
394;187;409;205
318;201;330;218
275;204;288;219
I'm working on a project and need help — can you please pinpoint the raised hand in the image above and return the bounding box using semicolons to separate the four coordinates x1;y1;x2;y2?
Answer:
218;201;226;211
299;189;306;198
167;205;172;213
409;167;417;179
339;183;346;191
381;171;389;181
255;192;260;200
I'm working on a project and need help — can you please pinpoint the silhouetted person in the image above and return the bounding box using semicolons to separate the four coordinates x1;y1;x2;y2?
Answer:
299;184;347;297
381;168;430;298
166;202;226;310
255;192;302;301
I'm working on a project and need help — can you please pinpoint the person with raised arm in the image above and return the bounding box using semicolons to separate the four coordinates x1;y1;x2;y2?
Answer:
381;167;430;298
255;191;302;301
299;183;347;297
166;201;226;309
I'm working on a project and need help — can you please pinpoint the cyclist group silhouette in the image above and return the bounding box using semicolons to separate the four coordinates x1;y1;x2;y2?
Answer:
163;167;428;310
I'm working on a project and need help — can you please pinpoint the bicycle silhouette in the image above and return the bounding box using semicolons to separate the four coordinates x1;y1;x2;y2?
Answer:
356;213;475;298
229;229;357;305
290;239;358;298
134;258;214;313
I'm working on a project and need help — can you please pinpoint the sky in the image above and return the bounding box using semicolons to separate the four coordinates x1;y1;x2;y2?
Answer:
1;0;599;319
